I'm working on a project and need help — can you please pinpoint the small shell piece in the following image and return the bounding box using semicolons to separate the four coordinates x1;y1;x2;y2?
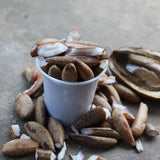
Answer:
15;93;34;120
66;29;81;42
136;139;143;153
88;155;106;160
71;125;79;134
36;38;59;45
35;148;56;160
23;66;43;97
98;74;116;86
66;40;103;48
66;46;105;57
1;139;39;156
24;66;42;84
70;151;85;160
131;102;148;137
23;76;43;97
112;103;135;123
144;123;159;137
8;124;20;139
20;134;31;140
57;142;67;160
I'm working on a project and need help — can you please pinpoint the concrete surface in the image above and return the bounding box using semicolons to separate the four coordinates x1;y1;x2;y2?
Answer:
0;0;160;159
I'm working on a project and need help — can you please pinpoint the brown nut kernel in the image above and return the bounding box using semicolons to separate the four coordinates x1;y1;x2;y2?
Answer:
113;82;141;103
81;127;121;139
69;133;117;149
1;139;39;156
62;63;78;82
131;102;148;137
74;107;106;130
112;108;136;147
35;96;47;126
144;123;159;137
24;121;55;152
100;84;122;104
98;121;112;128
48;65;62;80
48;117;65;150
93;94;112;111
15;93;34;120
46;55;99;67
74;60;94;81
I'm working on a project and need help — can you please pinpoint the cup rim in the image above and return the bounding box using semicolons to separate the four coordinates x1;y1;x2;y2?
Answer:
36;57;108;86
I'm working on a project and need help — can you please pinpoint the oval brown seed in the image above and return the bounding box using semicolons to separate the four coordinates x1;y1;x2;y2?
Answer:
144;123;159;137
46;55;99;67
15;93;34;120
69;133;117;149
131;102;148;137
74;107;106;130
93;94;112;111
24;121;55;152
81;127;121;139
35;96;47;126
62;63;78;82
1;139;39;156
112;108;136;147
48;117;65;150
48;65;62;80
74;60;94;81
113;82;141;103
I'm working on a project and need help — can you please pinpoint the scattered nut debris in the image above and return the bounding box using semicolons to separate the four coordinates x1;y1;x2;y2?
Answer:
70;151;85;160
35;148;56;160
8;124;20;139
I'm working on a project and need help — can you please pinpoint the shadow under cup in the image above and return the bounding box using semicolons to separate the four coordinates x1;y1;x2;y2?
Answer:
36;57;108;126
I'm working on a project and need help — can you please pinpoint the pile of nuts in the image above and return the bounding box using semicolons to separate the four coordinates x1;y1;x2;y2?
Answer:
1;29;159;160
30;28;110;83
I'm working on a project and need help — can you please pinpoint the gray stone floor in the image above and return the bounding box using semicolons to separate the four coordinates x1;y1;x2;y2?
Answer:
0;0;160;159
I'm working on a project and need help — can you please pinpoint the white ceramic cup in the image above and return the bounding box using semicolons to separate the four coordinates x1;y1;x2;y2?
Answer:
36;57;108;126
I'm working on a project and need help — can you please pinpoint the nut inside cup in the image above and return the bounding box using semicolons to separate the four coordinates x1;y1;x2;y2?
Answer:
36;57;108;126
